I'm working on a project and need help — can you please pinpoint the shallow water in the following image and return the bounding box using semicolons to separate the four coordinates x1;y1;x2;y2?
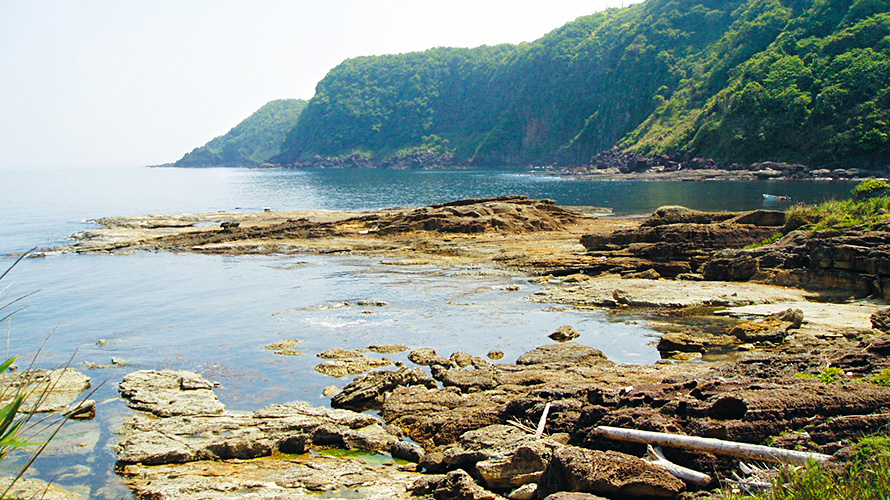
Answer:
0;166;856;497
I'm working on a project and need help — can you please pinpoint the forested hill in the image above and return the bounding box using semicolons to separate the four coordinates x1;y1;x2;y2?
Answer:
275;0;889;169
175;99;307;168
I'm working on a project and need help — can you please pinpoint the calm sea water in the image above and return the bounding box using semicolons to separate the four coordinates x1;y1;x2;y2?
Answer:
0;166;855;497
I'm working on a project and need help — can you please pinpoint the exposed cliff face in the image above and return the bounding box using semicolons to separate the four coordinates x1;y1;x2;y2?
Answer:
703;224;890;300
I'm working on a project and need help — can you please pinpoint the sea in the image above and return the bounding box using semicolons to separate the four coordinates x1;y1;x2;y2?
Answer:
0;166;856;497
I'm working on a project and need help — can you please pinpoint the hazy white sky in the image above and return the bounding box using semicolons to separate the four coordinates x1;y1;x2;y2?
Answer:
0;1;637;169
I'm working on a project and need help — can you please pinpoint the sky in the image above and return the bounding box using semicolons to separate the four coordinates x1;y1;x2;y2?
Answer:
0;1;639;170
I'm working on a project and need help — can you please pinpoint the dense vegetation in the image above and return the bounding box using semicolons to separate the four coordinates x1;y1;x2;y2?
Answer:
175;99;306;167
275;0;889;169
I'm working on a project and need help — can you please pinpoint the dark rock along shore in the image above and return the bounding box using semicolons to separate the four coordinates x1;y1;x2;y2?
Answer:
56;196;890;499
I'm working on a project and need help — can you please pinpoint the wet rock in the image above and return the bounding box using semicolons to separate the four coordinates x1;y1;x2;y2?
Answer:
357;300;389;307
322;385;339;397
488;350;505;360
318;348;368;358
549;325;580;342
0;368;91;414
116;401;396;465
516;342;612;368
331;366;438;412
68;399;97;420
656;331;738;355
119;453;420;500
537;445;685;499
118;370;224;417
411;469;503;500
314;356;394;378
392;440;425;463
264;338;303;355
408;348;454;368
0;477;84;500
370;343;410;354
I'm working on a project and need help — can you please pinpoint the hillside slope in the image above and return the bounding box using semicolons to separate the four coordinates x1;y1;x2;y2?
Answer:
176;99;307;168
276;0;888;169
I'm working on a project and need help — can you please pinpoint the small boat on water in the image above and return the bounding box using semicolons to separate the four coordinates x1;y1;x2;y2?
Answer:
763;194;792;201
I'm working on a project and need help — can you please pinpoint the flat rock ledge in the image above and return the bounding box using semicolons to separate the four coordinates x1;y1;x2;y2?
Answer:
115;369;423;499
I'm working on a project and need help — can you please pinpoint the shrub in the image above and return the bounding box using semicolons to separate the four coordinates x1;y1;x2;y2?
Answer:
852;178;890;201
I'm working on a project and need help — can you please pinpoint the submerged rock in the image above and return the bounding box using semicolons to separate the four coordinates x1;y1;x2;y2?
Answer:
0;368;91;415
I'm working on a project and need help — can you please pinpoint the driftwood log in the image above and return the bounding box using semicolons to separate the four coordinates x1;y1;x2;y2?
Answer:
595;426;831;466
647;445;712;486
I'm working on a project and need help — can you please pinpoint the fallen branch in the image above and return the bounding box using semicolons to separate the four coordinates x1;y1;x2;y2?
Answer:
535;402;551;439
595;426;831;466
646;444;712;486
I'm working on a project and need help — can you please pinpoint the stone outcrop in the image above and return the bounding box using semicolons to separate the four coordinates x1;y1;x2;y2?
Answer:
377;196;577;235
314;355;395;378
579;206;781;279
701;224;890;300
537;446;686;499
115;369;427;499
331;366;438;412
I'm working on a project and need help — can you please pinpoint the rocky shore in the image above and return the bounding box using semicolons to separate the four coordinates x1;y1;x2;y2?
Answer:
550;149;890;181
270;149;889;182
47;196;890;498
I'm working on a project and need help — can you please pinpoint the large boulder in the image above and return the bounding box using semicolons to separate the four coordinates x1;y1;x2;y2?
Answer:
537;446;685;499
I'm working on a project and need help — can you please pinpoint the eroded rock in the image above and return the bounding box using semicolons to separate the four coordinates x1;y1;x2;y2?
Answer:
411;469;503;500
516;342;612;368
331;367;438;412
537;446;685;499
408;348;454;368
314;356;394;378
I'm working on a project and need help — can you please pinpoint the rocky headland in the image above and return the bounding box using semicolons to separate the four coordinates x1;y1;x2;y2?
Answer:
49;196;890;499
